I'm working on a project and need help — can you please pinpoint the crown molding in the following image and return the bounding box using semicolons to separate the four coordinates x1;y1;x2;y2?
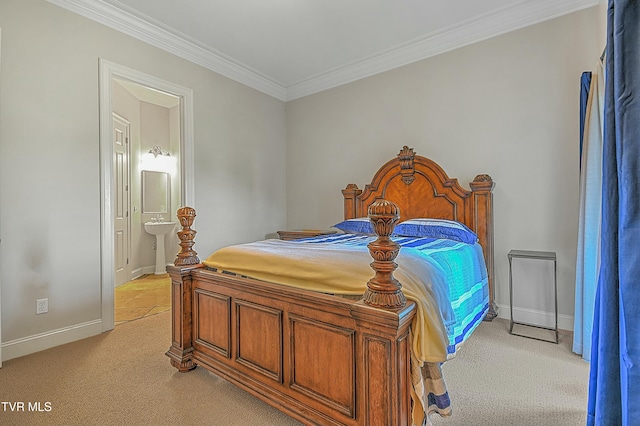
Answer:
49;0;598;102
286;0;599;100
47;0;287;101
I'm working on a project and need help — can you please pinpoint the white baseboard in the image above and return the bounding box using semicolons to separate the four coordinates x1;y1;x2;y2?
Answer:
496;303;574;332
130;267;144;280
129;266;159;281
141;266;156;275
142;265;172;276
1;319;103;362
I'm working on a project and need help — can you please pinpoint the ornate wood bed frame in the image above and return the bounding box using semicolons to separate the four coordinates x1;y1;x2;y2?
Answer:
166;146;494;425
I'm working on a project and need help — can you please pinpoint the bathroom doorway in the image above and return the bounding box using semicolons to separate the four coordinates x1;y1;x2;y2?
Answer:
99;60;194;331
112;78;181;285
112;78;181;324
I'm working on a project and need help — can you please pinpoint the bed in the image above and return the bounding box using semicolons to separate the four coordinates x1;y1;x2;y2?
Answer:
166;146;495;425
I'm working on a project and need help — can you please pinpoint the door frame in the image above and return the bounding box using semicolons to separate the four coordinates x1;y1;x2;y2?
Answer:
98;59;195;331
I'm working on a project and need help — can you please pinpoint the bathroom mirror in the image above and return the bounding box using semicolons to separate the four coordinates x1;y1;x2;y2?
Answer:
142;170;170;214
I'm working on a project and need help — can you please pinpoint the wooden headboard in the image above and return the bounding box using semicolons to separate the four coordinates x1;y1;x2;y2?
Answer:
342;146;496;320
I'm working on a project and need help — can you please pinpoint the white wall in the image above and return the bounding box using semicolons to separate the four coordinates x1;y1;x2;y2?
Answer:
285;7;606;330
0;0;286;360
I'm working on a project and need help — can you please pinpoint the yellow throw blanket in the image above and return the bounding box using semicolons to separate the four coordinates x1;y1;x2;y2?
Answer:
203;239;453;363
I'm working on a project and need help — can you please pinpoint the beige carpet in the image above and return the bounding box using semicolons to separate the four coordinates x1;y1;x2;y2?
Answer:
0;311;300;426
431;321;589;426
0;313;588;425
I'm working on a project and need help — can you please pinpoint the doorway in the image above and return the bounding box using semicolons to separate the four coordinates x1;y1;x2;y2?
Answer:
112;78;180;324
99;60;194;331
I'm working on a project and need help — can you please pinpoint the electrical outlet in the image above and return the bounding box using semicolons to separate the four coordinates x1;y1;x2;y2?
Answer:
36;298;48;314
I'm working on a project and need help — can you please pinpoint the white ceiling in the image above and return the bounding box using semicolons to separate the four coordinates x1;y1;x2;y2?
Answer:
50;0;598;100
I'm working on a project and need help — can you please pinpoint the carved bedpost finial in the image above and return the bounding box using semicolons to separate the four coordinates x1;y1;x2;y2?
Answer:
342;183;363;220
469;174;495;192
397;146;416;185
174;207;201;267
362;199;406;309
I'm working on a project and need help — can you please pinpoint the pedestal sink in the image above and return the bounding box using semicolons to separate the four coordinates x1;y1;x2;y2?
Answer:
144;221;176;274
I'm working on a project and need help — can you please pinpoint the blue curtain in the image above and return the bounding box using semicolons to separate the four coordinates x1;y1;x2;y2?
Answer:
587;1;640;425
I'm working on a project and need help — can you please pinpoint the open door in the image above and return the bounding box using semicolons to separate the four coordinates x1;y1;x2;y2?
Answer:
113;113;131;287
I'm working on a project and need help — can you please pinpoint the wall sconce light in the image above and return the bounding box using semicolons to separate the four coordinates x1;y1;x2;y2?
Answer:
149;145;170;157
142;144;176;174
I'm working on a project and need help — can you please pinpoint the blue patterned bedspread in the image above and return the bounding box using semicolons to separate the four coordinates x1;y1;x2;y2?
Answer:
295;232;489;357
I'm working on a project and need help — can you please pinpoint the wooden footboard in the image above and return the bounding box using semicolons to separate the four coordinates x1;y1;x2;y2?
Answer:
166;203;417;425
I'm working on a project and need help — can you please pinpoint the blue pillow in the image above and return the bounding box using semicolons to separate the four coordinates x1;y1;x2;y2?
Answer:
393;218;478;244
332;218;375;234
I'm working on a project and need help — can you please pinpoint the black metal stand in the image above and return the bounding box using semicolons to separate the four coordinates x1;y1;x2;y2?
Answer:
508;250;558;344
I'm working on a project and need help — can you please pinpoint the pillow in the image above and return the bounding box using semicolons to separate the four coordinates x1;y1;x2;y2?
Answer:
332;218;375;234
393;218;478;244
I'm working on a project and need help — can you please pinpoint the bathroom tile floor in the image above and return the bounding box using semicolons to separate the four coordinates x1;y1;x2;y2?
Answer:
115;273;171;325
